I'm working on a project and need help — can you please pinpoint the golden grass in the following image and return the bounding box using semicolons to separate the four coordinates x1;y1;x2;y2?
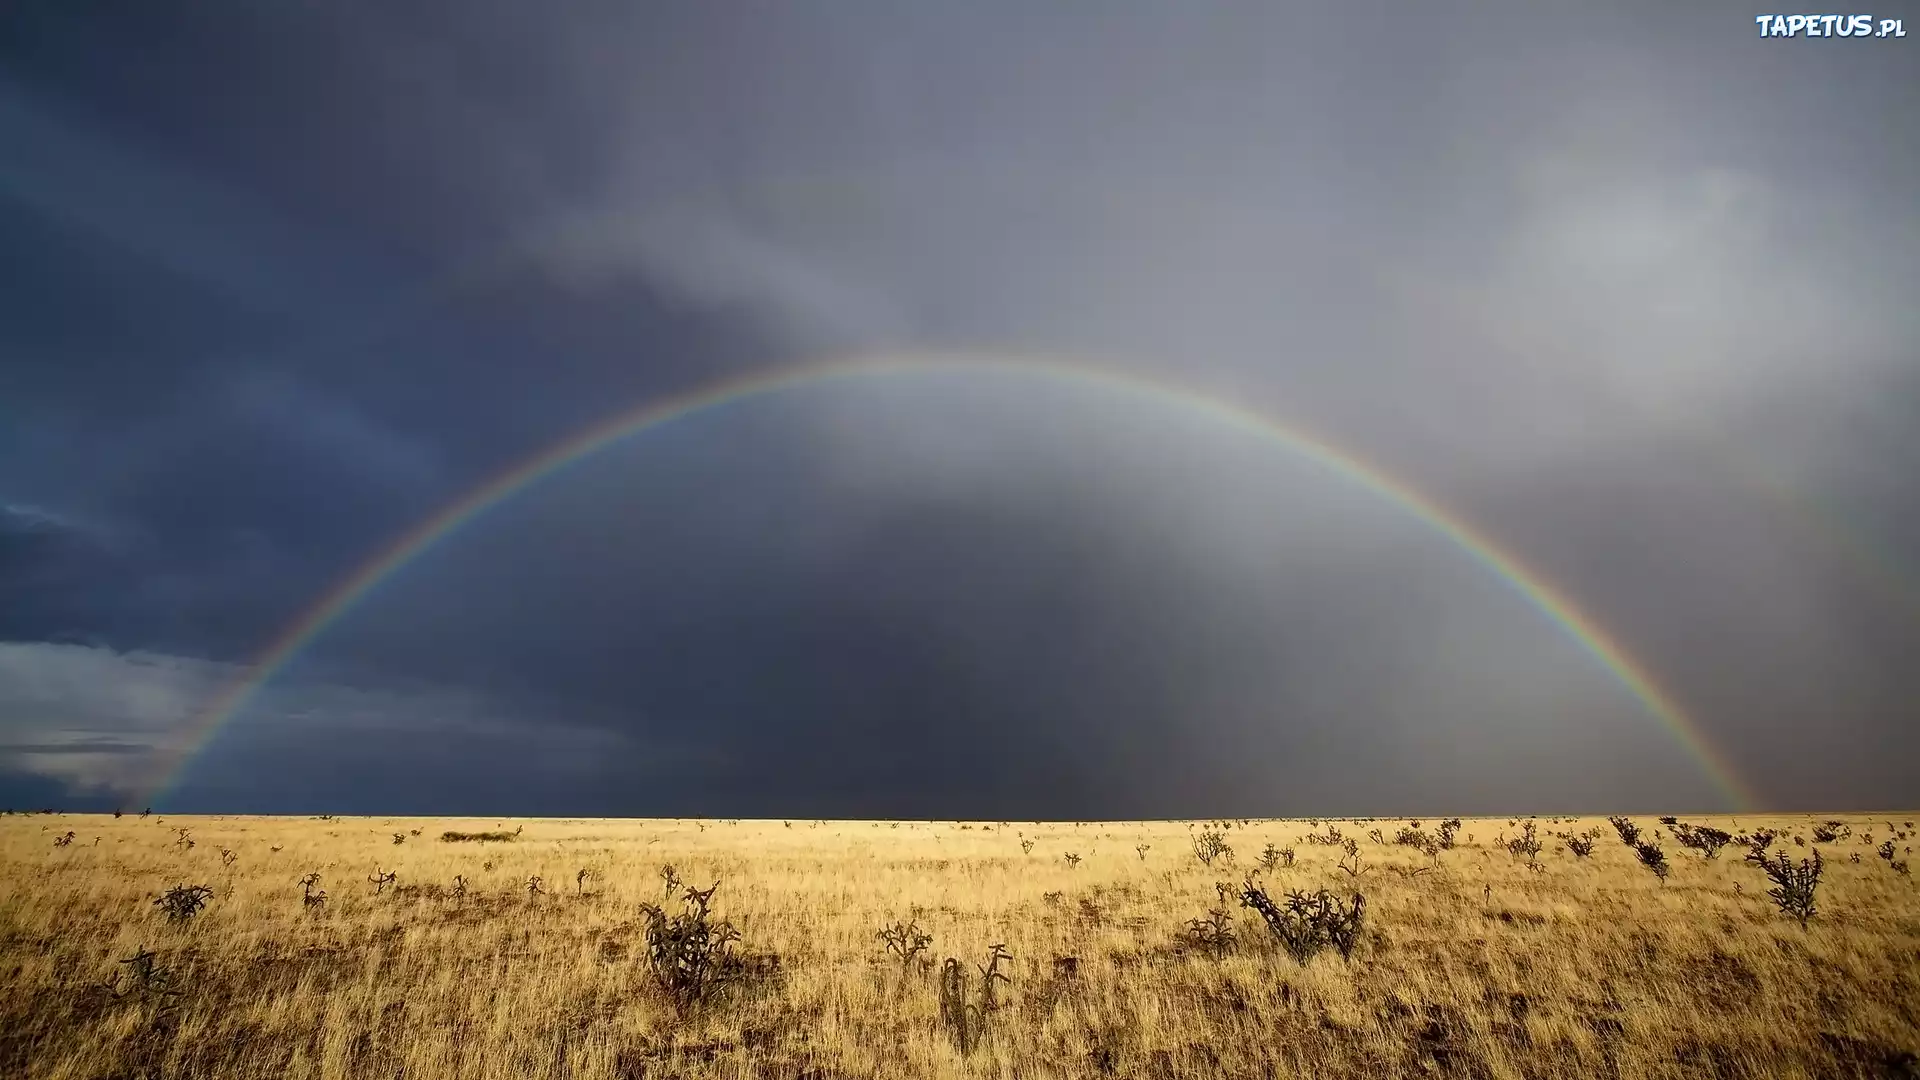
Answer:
3;812;1917;1079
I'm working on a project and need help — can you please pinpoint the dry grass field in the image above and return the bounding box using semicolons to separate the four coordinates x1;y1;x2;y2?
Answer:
2;812;1917;1079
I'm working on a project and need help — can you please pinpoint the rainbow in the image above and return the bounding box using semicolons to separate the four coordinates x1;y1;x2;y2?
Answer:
143;351;1760;809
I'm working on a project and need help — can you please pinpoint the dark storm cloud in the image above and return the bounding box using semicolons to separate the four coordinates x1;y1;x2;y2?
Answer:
1;2;1914;816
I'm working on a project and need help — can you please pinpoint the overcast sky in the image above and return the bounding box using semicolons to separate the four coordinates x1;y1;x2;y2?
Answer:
3;2;1914;818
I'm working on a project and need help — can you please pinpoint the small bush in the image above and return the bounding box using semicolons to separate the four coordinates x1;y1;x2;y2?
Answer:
1608;816;1642;847
1812;821;1851;844
1436;819;1462;850
440;830;516;843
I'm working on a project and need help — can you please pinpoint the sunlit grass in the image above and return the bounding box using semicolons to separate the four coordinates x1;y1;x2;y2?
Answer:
2;812;1916;1078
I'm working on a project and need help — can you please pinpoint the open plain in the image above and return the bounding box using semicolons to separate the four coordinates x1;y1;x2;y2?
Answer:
2;812;1917;1079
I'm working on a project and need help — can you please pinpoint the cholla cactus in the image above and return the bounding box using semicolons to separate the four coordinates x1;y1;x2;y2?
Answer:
638;881;743;1012
938;944;1013;1054
154;884;214;924
1672;823;1733;859
1558;827;1604;858
1747;848;1822;926
1634;841;1671;883
1306;824;1346;846
1238;879;1365;964
1812;821;1851;844
1191;829;1233;867
105;948;177;999
1184;899;1235;958
1337;838;1366;878
878;919;933;970
1504;821;1543;869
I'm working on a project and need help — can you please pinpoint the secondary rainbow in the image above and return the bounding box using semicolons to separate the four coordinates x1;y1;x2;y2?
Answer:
144;351;1760;809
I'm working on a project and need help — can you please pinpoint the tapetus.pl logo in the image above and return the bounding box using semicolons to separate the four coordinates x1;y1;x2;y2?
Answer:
1754;13;1906;36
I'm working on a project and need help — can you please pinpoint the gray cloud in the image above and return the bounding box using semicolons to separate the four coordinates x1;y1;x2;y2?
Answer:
0;642;227;797
0;641;668;813
1;2;1912;815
